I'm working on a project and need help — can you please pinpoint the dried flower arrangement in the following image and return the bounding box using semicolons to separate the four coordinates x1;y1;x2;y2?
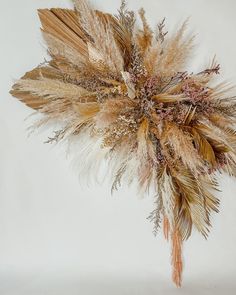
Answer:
10;0;236;287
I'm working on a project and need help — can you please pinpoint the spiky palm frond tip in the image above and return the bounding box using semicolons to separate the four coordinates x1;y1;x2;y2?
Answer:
10;0;236;287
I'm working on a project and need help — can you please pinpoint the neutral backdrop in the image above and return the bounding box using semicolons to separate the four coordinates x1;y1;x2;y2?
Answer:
1;0;236;294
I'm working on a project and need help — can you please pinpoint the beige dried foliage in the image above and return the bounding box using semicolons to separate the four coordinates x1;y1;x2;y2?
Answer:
156;20;194;75
43;32;88;67
136;8;153;53
10;0;236;288
75;0;124;74
161;123;203;173
13;77;91;101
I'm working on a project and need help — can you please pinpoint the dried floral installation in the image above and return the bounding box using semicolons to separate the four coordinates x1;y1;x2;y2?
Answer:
10;0;236;287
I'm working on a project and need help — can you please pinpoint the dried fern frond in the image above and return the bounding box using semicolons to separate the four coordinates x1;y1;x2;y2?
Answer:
10;0;236;287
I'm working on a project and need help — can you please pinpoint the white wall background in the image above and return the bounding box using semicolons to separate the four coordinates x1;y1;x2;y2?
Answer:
1;0;236;294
